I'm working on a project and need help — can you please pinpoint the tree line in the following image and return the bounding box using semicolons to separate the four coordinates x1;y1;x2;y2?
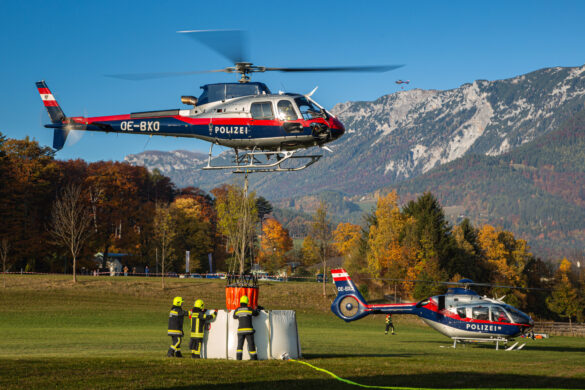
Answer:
299;191;585;322
0;133;280;280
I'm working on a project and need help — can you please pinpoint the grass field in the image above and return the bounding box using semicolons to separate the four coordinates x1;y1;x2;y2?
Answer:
0;275;584;389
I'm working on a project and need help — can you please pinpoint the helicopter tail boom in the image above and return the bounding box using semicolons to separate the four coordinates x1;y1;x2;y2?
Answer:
36;81;69;150
331;268;417;322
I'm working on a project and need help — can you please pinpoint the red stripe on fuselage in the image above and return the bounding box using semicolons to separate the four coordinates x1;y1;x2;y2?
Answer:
367;303;415;309
83;114;338;131
87;114;131;122
421;302;529;327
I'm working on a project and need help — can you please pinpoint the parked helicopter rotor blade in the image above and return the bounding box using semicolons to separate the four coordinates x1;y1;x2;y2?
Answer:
177;29;249;64
105;69;227;81
264;65;404;73
358;276;549;291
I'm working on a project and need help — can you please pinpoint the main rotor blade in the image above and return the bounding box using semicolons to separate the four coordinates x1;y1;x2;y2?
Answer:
106;69;226;81
264;64;404;73
178;29;249;64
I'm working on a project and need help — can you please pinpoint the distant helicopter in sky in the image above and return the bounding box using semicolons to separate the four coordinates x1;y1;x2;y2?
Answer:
330;269;534;350
37;30;402;173
395;79;410;90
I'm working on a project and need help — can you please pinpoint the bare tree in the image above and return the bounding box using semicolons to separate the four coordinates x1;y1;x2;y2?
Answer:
312;201;332;297
50;183;93;283
1;238;10;288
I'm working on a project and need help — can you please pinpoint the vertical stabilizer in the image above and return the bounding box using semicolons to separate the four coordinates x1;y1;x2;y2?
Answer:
36;81;69;150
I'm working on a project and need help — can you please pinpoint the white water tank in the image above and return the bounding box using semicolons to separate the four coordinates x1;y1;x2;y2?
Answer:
199;310;301;360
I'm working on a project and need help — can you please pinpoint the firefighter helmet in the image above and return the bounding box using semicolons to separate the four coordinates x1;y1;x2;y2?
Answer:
240;295;249;305
194;299;205;310
173;296;184;306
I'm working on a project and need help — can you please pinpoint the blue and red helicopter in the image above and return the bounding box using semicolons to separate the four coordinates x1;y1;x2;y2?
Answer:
37;30;402;172
330;269;535;349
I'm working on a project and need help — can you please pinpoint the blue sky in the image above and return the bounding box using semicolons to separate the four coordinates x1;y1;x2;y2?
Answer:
2;0;585;162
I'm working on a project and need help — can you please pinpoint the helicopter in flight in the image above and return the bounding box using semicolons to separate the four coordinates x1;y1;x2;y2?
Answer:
37;30;402;172
395;79;410;85
330;269;535;350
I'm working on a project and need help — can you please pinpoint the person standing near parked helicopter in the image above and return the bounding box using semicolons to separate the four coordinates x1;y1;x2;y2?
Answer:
385;314;395;335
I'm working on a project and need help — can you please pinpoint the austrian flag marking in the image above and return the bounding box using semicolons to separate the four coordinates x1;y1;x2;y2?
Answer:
331;270;349;281
38;89;58;107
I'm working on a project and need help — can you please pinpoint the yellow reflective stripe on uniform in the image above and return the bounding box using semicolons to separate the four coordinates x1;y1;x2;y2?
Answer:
170;310;178;315
190;332;204;337
237;349;243;352
168;330;182;334
249;350;257;354
237;310;252;315
238;328;253;332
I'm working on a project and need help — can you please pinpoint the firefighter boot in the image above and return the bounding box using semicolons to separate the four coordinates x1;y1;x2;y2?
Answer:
191;353;200;359
175;351;183;358
167;348;175;357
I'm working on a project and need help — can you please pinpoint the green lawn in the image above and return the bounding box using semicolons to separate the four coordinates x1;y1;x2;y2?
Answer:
0;275;584;389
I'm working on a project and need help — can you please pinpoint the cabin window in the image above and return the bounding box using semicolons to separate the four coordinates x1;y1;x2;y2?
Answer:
491;307;510;323
471;306;489;321
277;100;298;121
250;102;274;120
456;307;467;319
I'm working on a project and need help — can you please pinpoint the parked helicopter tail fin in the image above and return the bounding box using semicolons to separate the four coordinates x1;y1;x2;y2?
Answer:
330;268;370;322
331;268;367;302
36;81;69;150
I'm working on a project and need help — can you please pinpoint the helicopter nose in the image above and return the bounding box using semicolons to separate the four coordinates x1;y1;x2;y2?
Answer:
329;116;345;140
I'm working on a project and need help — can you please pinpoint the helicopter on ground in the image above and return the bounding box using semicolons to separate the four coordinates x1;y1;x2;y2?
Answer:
330;268;535;350
37;30;402;173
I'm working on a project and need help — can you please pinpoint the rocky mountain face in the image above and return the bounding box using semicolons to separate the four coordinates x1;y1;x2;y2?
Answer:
125;65;585;201
329;64;585;193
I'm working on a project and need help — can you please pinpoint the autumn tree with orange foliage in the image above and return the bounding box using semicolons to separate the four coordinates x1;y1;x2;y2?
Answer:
1;137;59;272
547;258;584;331
333;222;362;257
258;218;293;272
367;191;413;296
476;224;532;306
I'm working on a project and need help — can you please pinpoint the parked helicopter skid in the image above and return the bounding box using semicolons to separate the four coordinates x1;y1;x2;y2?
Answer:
330;269;535;349
37;30;402;173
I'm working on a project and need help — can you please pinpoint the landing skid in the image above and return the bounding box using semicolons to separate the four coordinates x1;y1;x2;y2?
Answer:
450;337;516;350
203;144;322;173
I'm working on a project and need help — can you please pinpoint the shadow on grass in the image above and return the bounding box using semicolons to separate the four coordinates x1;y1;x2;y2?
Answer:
516;345;585;353
302;352;419;359
160;372;585;389
401;340;585;353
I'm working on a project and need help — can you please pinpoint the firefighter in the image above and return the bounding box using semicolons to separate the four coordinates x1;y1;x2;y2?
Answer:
188;299;218;359
167;296;188;357
233;295;262;360
385;314;395;335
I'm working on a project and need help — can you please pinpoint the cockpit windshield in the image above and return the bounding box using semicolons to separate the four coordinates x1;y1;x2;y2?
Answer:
294;97;325;120
503;304;530;324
